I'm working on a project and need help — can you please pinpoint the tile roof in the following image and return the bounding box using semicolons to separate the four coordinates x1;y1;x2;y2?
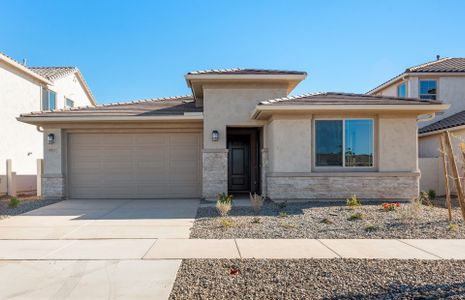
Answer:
367;57;465;94
21;95;200;117
29;66;78;81
187;68;307;75
407;58;465;73
259;92;442;106
419;110;465;134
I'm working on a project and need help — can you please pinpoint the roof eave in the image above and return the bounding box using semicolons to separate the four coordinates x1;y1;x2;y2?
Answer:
419;124;465;137
17;113;204;125
0;54;52;85
251;104;450;120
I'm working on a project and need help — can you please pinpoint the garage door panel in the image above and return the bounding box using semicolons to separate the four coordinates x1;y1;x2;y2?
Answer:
68;132;201;199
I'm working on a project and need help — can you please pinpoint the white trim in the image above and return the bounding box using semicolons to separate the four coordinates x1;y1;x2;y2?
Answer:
313;118;375;169
17;114;204;124
0;53;52;85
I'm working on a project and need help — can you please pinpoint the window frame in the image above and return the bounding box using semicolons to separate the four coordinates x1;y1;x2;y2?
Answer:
65;98;74;108
41;88;57;111
419;79;438;100
313;117;375;170
397;82;407;97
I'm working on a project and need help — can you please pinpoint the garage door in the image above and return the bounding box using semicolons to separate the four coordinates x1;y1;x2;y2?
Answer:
67;132;201;199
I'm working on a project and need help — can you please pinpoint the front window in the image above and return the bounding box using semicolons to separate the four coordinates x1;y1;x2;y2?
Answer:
42;89;57;111
66;98;74;108
419;80;437;100
397;82;406;97
315;119;374;168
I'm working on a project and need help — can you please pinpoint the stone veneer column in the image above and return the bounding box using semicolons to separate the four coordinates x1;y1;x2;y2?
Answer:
202;149;228;201
42;128;65;199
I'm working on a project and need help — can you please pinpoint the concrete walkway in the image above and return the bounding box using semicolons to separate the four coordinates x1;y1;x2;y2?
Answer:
1;238;465;260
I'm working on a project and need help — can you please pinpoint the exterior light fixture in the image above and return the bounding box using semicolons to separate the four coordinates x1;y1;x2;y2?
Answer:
212;130;219;142
47;133;55;144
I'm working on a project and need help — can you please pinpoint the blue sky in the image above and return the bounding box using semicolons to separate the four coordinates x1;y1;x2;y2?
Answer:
1;0;464;104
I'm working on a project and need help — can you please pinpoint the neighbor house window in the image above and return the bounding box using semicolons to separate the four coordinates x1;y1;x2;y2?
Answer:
315;119;374;168
66;98;74;108
42;89;57;111
419;80;437;100
397;82;406;97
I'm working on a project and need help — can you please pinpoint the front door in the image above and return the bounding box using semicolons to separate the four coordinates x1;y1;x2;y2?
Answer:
227;135;251;192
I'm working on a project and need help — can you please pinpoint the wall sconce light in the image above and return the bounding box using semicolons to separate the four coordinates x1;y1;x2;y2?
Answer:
47;133;55;144
212;130;219;142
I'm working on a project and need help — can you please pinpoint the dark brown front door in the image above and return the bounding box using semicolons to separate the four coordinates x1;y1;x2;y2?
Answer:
228;135;250;192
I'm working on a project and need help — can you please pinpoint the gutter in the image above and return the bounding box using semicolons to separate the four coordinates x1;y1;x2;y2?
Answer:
17;113;204;124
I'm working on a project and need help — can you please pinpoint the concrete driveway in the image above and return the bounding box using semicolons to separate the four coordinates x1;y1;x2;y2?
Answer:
0;198;200;300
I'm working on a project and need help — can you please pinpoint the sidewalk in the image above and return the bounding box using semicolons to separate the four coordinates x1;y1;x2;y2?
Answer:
1;238;464;260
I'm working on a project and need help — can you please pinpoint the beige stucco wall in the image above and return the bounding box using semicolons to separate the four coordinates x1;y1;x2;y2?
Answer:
0;61;43;175
202;84;288;149
50;73;93;108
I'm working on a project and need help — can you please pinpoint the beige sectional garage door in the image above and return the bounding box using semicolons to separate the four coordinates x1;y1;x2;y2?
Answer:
67;132;201;199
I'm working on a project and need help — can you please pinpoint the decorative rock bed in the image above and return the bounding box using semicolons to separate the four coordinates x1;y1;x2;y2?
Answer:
190;201;465;239
169;259;465;300
0;197;62;219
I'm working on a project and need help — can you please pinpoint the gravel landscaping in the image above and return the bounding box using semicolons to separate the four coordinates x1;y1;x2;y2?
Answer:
190;200;465;239
169;258;465;299
0;196;62;219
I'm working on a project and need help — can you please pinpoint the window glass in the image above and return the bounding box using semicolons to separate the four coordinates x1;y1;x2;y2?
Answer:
49;91;56;111
345;120;373;167
42;88;49;110
397;83;406;97
315;120;343;166
419;80;437;100
66;98;74;108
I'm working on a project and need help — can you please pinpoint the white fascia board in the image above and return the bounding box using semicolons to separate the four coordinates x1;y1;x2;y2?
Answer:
17;114;204;124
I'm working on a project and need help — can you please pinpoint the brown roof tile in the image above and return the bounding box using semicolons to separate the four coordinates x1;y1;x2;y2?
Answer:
21;95;200;117
187;68;306;75
419;110;465;134
29;66;77;81
407;58;465;73
260;92;442;106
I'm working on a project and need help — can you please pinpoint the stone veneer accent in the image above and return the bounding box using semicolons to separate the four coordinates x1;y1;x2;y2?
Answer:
266;173;419;200
202;149;228;200
42;174;65;199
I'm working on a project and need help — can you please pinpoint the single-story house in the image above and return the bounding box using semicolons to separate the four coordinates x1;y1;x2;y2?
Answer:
18;69;448;201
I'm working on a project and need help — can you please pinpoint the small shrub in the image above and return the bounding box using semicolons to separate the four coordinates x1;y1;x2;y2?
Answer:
279;221;296;229
397;197;423;222
220;218;234;228
249;193;264;215
419;191;433;207
321;218;333;225
428;189;436;201
346;195;361;208
217;192;233;204
365;224;378;232
216;193;233;217
278;211;288;218
8;197;20;208
348;212;364;221
251;217;262;224
382;202;401;212
449;223;458;232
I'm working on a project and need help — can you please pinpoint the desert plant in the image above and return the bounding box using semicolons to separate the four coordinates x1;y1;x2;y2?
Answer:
249;193;264;215
365;224;378;232
216;201;232;217
346;194;361;208
220;218;234;228
278;211;288;218
321;218;333;225
348;212;364;221
382;202;401;212
449;223;458;232
427;189;436;201
397;197;423;222
251;217;262;224
279;221;296;229
217;192;233;204
8;197;20;208
419;191;433;207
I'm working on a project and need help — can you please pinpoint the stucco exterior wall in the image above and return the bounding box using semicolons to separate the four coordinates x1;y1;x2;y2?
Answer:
437;77;465;119
51;74;93;108
0;61;43;175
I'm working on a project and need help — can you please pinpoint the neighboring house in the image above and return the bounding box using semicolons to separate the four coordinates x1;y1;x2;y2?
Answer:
18;69;447;201
0;52;95;194
368;57;465;194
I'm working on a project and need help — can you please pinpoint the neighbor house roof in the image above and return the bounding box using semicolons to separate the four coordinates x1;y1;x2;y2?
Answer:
18;95;202;124
186;68;307;75
252;92;449;119
367;57;465;95
259;92;442;106
419;110;465;135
